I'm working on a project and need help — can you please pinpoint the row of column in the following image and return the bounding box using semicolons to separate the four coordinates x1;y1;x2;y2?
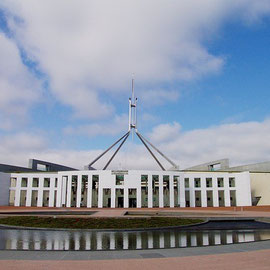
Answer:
3;230;255;250
13;177;57;207
12;175;237;208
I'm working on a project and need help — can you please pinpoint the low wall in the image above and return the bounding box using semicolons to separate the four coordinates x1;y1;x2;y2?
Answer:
0;172;10;206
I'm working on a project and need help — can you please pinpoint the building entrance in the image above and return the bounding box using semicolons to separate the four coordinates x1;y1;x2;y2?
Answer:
117;197;124;208
129;198;136;208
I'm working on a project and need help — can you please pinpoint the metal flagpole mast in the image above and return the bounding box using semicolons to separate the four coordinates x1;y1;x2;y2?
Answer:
86;76;178;171
137;132;178;168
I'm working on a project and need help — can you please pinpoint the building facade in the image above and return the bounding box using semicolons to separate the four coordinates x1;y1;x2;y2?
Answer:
8;170;252;208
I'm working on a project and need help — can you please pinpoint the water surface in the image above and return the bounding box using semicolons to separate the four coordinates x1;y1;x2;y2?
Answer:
1;229;270;251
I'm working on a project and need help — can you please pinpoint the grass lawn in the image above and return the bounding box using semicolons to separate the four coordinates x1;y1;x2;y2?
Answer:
0;216;203;229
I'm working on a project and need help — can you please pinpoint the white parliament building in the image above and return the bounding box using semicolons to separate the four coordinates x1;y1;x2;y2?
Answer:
8;170;251;208
0;80;254;208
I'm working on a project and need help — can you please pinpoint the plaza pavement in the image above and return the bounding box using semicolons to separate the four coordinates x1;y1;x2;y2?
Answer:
1;206;270;269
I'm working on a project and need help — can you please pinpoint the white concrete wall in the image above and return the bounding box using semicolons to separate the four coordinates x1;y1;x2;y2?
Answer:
0;172;10;206
234;171;252;206
250;172;270;206
8;170;252;208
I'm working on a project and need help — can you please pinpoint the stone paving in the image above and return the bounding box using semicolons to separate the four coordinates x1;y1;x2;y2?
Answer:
1;206;270;219
0;206;270;269
1;241;270;269
1;250;270;270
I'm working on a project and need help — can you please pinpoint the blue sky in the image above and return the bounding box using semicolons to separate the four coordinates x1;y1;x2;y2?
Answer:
1;1;270;170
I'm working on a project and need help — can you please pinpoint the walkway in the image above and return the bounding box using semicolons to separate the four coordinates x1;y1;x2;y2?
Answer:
1;206;270;269
0;241;270;269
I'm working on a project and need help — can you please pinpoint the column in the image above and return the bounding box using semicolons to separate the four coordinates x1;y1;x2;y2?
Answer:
37;178;43;207
179;233;187;247
98;182;102;208
148;174;153;208
224;177;230;207
179;176;186;207
111;187;116;208
169;175;174;208
49;177;55;207
61;176;67;207
159;233;164;248
202;232;209;246
148;232;153;248
87;175;92;208
213;177;219;207
22;231;29;250
191;233;197;246
76;175;82;208
66;175;72;207
14;177;21;206
109;233;115;250
123;233;128;249
137;187;141;208
64;234;70;250
159;175;163;208
136;233;142;249
34;232;41;250
26;177;32;207
190;178;195;207
74;232;80;250
96;233;102;250
46;238;53;250
124;188;128;208
170;232;176;247
201;178;207;207
226;232;233;244
85;232;91;250
214;232;221;245
56;177;62;207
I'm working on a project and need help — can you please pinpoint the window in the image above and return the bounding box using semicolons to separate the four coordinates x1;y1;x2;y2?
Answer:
141;175;148;195
194;178;201;188
10;178;17;187
229;177;235;187
55;178;58;188
81;175;88;192
152;175;159;194
116;175;124;185
184;178;189;188
44;178;50;187
37;164;47;171
206;178;212;188
163;176;169;190
32;178;39;187
217;178;224;188
92;175;99;189
208;163;221;171
129;189;134;195
21;178;27;187
173;176;179;188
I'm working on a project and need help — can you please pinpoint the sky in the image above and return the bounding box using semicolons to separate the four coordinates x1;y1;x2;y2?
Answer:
1;0;270;170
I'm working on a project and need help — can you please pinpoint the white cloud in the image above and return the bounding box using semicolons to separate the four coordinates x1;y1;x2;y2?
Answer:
141;89;179;106
0;33;41;130
148;119;270;169
2;0;269;119
2;119;270;171
148;122;181;144
64;114;128;137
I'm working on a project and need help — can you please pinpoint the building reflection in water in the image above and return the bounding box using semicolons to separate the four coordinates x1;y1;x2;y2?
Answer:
1;229;269;251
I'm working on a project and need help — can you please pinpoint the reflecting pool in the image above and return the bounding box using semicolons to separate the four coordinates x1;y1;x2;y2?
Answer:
0;229;270;251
